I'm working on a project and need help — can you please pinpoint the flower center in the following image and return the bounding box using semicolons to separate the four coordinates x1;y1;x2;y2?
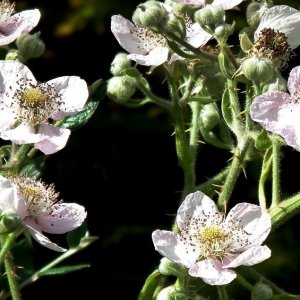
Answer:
12;176;60;217
0;0;15;25
251;28;292;68
13;80;62;126
130;26;167;53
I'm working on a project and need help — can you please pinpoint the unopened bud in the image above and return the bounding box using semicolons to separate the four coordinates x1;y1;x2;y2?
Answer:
241;56;274;83
195;5;225;30
251;282;273;300
214;23;234;41
156;286;188;300
0;213;20;233
107;76;136;104
246;3;268;28
199;103;220;130
132;1;168;29
159;258;187;277
16;33;45;60
110;52;132;76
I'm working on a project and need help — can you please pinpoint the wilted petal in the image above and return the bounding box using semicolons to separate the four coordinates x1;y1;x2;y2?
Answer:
35;124;71;155
0;9;41;46
128;47;169;66
224;246;271;268
176;191;218;231
152;230;198;267
226;203;271;248
36;203;87;234
189;258;236;285
25;222;66;252
49;76;89;120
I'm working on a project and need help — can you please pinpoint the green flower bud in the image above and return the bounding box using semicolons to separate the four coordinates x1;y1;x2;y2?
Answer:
199;103;220;130
246;3;268;28
195;5;225;30
241;57;274;83
132;1;168;29
110;52;132;76
16;33;45;59
107;76;136;104
158;258;187;277
0;213;20;233
165;14;186;39
214;23;234;41
251;282;273;300
156;286;188;300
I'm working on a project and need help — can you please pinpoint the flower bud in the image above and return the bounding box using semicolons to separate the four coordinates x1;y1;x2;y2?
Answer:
241;57;274;83
246;3;268;28
195;5;225;30
164;14;186;39
0;213;20;233
251;282;273;300
107;76;136;104
110;52;132;76
16;33;45;59
159;258;187;277
132;1;169;29
199;103;220;130
214;23;234;41
156;286;188;300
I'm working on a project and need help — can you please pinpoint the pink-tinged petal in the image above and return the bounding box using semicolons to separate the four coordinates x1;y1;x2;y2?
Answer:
172;0;205;5
152;230;198;267
189;258;236;285
212;0;244;10
0;9;41;46
0;123;43;144
36;203;87;234
35;124;71;155
186;22;212;48
127;47;169;66
255;6;300;49
287;66;300;95
24;222;66;252
223;246;271;268
48;76;89;120
111;15;148;55
176;191;218;231
226;203;271;248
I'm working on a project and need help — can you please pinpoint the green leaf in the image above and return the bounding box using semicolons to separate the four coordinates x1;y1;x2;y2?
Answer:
67;223;89;248
20;155;46;178
39;264;90;276
60;80;107;130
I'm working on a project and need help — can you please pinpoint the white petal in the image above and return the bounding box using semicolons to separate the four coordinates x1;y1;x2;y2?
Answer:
35;124;71;155
255;5;300;49
111;15;148;55
186;22;212;48
224;246;271;268
287;66;300;95
226;203;271;248
0;109;17;131
152;230;198;268
212;0;244;10
127;47;169;66
48;76;89;120
36;203;87;234
25;222;66;252
0;123;43;144
0;9;41;46
188;258;236;285
172;0;205;4
176;191;218;231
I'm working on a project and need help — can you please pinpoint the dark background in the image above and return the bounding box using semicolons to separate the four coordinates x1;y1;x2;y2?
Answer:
6;0;300;299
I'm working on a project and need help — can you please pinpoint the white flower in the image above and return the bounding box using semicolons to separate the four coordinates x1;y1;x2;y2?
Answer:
0;0;41;46
172;0;245;10
0;175;87;252
0;60;89;155
250;66;300;152
152;191;271;285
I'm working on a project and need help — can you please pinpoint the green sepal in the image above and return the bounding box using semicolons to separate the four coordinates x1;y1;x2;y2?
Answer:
166;39;197;59
218;51;235;79
255;130;272;151
39;264;90;276
119;97;151;108
60;80;106;130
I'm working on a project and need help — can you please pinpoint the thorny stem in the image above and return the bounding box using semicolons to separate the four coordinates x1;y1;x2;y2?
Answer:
271;138;281;208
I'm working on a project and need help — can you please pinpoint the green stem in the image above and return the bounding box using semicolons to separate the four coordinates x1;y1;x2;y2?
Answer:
217;286;229;300
179;69;197;106
220;44;239;71
189;101;201;166
136;80;172;110
0;234;21;300
236;273;253;291
271;138;281;208
258;148;272;210
217;135;251;209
